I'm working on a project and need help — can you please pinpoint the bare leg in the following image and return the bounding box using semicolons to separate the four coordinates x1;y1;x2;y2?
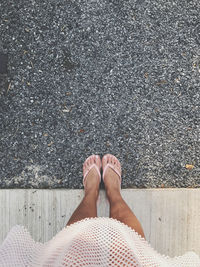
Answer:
66;163;100;226
107;188;145;238
103;159;145;239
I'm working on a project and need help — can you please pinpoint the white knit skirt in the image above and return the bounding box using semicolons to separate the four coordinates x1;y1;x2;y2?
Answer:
0;217;199;266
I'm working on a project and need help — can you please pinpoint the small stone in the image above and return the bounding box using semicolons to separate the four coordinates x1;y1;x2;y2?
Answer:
185;164;194;170
66;92;72;96
48;141;54;147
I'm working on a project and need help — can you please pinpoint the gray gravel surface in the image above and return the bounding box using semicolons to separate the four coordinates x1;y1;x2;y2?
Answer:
0;0;200;188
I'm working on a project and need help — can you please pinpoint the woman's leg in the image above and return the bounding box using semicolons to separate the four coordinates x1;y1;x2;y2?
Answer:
107;188;145;238
103;157;145;239
66;159;100;226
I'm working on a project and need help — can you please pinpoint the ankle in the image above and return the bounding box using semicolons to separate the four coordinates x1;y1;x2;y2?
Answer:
106;188;122;202
84;188;99;201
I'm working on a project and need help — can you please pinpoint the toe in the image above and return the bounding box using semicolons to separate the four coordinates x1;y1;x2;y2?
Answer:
93;155;96;165
90;156;93;164
92;155;96;164
112;156;115;164
85;162;88;169
102;155;108;169
106;154;110;164
109;155;113;164
92;155;95;163
83;161;87;170
84;156;92;171
96;155;101;169
107;154;111;164
115;157;121;169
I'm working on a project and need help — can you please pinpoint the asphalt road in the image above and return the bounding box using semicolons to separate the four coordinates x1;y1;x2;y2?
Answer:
0;0;199;188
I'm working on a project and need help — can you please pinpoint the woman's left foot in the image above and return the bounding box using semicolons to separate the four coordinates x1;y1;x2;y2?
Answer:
83;155;101;196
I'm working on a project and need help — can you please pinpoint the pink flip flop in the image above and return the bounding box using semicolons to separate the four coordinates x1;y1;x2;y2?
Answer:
102;154;122;186
83;155;102;187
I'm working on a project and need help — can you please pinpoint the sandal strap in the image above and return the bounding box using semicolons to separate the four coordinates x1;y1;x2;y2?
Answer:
102;163;121;183
83;164;101;187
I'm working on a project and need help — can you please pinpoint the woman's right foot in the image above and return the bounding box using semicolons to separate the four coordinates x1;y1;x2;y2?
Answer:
102;154;122;200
